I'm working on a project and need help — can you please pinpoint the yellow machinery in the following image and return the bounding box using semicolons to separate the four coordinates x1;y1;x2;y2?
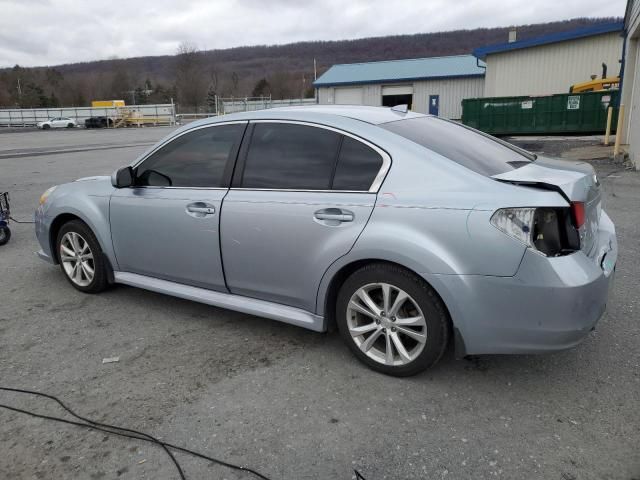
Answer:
89;100;172;127
91;100;126;108
570;63;619;93
570;77;620;93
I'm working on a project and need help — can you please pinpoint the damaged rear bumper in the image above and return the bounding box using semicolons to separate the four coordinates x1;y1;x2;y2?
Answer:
428;211;617;355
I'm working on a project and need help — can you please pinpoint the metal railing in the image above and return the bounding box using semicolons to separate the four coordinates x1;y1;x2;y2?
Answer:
0;103;177;127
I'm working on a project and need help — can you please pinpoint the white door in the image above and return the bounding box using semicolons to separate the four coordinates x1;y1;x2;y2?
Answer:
334;87;363;105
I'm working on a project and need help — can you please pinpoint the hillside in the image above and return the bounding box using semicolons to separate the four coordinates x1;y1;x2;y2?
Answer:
0;17;621;111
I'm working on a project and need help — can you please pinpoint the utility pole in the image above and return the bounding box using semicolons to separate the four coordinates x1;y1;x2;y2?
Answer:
313;58;318;103
17;77;22;106
302;73;306;99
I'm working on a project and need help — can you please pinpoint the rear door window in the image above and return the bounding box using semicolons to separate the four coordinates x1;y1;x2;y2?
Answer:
381;116;532;176
332;137;383;191
241;123;341;189
135;123;245;188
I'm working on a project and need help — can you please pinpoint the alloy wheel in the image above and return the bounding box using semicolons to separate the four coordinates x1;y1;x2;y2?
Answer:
346;283;427;366
60;231;95;287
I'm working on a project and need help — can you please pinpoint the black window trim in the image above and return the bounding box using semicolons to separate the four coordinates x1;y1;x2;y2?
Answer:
231;119;391;193
129;120;249;190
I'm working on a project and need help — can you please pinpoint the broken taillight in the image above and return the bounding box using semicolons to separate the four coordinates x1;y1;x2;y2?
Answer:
571;201;586;229
491;206;581;256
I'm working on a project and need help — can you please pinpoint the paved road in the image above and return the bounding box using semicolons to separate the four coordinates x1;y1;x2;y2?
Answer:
0;129;638;479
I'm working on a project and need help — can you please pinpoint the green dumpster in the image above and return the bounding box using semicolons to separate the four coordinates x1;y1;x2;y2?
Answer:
462;91;618;135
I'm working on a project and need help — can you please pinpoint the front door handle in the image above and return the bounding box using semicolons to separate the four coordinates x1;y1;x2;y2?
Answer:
186;202;216;216
314;208;354;223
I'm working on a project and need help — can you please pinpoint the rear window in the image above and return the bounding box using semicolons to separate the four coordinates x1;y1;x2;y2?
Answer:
380;117;532;176
332;137;383;191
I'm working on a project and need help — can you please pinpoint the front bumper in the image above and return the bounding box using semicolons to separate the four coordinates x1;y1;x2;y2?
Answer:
34;205;56;264
430;211;617;355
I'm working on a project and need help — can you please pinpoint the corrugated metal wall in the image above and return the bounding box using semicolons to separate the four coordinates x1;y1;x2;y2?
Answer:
412;77;484;118
483;32;623;97
621;0;640;168
317;76;484;119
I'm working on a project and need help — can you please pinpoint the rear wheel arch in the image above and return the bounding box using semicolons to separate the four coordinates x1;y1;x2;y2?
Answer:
322;259;453;335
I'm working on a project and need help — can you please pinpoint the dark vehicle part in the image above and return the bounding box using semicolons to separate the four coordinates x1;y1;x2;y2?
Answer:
0;192;11;246
84;116;114;128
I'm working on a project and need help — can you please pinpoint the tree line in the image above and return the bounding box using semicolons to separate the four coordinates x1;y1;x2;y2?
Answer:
0;17;619;112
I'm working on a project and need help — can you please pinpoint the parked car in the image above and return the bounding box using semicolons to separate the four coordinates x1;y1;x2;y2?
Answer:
84;116;114;128
34;106;617;376
37;117;76;129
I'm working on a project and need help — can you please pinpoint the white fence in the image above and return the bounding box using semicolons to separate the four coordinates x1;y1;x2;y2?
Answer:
0;104;176;127
216;97;317;114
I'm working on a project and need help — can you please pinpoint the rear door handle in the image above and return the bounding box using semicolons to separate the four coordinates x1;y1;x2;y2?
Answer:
314;208;354;223
186;202;216;215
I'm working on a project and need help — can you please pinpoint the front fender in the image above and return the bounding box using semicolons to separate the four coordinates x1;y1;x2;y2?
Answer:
37;178;117;268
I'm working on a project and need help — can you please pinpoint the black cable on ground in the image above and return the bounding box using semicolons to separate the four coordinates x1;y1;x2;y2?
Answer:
0;386;272;480
8;216;35;224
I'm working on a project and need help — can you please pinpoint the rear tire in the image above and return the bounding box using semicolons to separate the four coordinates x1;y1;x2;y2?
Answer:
56;220;108;293
336;263;450;377
0;225;10;245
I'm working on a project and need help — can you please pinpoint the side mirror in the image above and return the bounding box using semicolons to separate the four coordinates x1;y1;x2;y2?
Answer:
111;166;134;188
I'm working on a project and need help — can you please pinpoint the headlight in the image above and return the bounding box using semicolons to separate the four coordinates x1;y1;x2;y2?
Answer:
39;186;57;205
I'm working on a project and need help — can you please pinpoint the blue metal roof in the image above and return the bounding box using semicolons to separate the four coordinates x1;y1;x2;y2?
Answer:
313;55;485;87
473;22;624;60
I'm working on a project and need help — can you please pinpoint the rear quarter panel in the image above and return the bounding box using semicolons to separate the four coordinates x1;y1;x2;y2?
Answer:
315;135;569;316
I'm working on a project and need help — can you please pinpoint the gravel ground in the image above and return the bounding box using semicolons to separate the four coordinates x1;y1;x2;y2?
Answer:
0;128;638;480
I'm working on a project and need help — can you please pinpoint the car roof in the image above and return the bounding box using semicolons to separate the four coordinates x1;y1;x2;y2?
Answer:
185;105;427;128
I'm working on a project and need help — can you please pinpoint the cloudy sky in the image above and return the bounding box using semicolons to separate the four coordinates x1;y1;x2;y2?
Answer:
0;0;628;67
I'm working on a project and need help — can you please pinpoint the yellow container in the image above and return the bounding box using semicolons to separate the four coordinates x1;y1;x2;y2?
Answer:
91;100;126;108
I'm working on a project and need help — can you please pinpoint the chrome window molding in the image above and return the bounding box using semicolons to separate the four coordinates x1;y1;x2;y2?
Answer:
248;119;392;193
128;186;229;191
131;120;248;169
230;188;374;194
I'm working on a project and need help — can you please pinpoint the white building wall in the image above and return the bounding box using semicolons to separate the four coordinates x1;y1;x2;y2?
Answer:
483;32;624;97
317;76;484;119
621;0;640;168
412;77;484;118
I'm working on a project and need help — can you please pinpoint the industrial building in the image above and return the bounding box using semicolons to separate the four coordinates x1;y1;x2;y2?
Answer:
621;0;639;168
313;55;485;119
473;22;624;97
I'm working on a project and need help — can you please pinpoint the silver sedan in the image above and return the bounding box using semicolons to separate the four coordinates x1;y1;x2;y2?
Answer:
35;106;617;376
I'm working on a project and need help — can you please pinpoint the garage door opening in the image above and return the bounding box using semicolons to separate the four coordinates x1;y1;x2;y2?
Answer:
382;94;413;109
381;84;414;110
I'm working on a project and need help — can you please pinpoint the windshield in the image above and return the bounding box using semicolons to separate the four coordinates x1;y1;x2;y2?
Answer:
381;116;534;176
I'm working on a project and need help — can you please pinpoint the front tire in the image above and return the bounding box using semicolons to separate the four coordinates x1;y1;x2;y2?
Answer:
0;225;10;245
67;123;74;128
336;263;450;376
42;124;50;130
56;220;108;293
